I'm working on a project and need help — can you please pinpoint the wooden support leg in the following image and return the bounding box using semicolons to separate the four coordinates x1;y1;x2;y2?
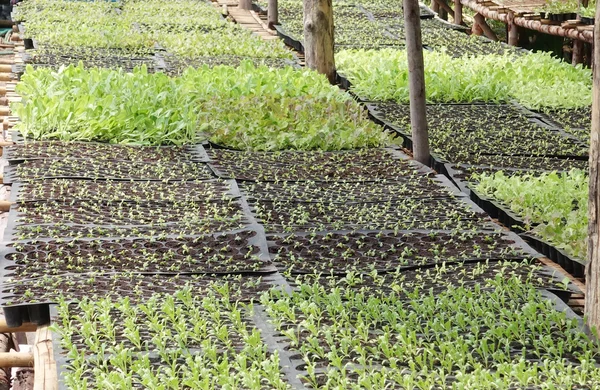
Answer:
454;0;463;25
438;0;448;20
472;19;483;35
573;39;584;65
473;13;499;41
508;14;518;46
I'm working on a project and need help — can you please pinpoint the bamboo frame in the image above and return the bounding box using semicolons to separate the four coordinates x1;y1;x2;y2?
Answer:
461;0;594;43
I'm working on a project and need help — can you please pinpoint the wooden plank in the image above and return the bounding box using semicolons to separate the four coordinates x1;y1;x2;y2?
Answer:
537;256;586;292
578;25;595;31
0;320;34;333
33;326;57;390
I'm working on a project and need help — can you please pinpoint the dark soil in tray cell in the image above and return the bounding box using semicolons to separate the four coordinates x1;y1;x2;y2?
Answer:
438;131;587;159
12;199;244;226
162;55;295;77
369;102;588;159
11;179;236;203
3;230;272;276
3;141;198;162
268;230;533;274
3;273;280;306
250;197;496;233
25;47;156;72
372;102;536;124
446;155;588;172
207;148;426;181
539;106;591;131
11;219;248;241
240;178;457;203
286;260;577;297
4;158;214;182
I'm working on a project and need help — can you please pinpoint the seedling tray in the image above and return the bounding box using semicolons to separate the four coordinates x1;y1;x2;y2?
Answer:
206;147;433;182
248;196;501;233
4;271;291;308
9;178;241;203
367;102;590;160
267;229;539;274
256;284;590;389
239;175;464;203
0;227;275;282
469;187;530;231
3;141;210;163
4;198;251;236
521;233;586;279
285;259;581;297
274;24;304;53
3;158;215;183
162;54;298;77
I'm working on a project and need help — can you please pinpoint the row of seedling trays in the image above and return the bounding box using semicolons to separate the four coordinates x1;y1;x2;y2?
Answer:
0;139;589;388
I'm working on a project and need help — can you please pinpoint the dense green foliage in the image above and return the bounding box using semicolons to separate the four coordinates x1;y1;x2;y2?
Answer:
13;63;391;148
264;275;599;388
475;170;588;259
14;0;291;59
336;49;592;108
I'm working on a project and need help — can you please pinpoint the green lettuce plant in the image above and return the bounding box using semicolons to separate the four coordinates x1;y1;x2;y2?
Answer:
336;49;592;109
13;63;391;149
475;169;588;259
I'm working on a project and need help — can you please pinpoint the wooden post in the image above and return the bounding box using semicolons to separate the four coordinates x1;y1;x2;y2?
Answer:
454;0;463;25
586;0;600;334
508;13;518;46
303;0;335;83
573;39;584;65
431;0;439;14
33;326;57;390
238;0;252;11
403;0;429;165
268;0;278;28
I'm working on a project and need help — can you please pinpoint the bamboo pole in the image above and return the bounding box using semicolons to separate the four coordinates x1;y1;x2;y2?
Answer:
33;326;57;390
0;107;10;116
403;0;429;164
0;75;12;82
0;353;33;368
0;201;14;212
586;0;600;334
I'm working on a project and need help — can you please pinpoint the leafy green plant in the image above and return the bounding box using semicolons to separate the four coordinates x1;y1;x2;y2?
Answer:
475;169;588;259
14;63;391;149
336;49;592;109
